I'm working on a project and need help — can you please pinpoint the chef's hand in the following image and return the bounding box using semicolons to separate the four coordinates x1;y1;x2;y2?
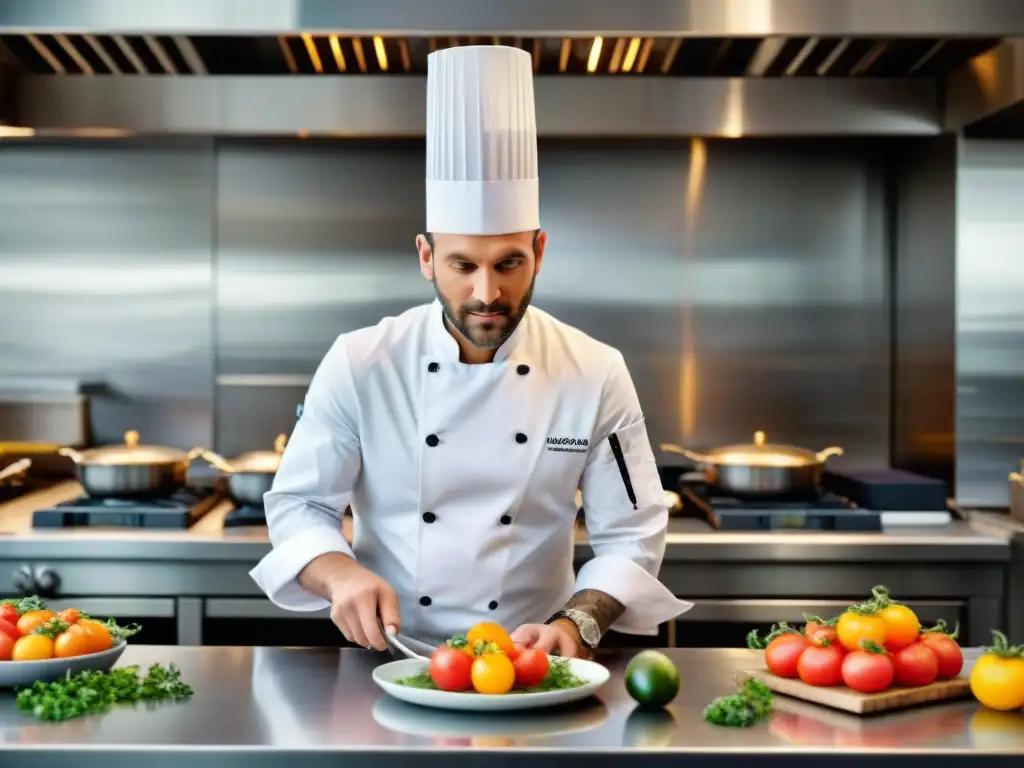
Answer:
323;555;401;651
511;620;589;659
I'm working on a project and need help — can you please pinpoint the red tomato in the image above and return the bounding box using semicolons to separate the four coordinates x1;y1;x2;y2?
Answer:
0;617;21;642
512;648;549;688
0;603;18;626
0;632;12;661
429;647;474;692
841;649;895;693
765;633;811;679
918;633;964;679
797;643;844;687
892;642;939;687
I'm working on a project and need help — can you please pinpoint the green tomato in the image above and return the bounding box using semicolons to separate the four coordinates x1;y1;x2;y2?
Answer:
625;650;680;709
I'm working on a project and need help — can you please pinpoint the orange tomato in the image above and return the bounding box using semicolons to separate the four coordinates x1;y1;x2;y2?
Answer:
877;604;920;651
466;622;515;656
58;608;81;625
77;619;113;653
471;652;516;694
16;609;56;636
836;611;887;652
12;633;54;661
54;625;94;658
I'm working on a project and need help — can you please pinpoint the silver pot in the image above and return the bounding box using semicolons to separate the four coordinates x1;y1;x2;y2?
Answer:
660;430;844;496
58;430;206;498
197;434;287;507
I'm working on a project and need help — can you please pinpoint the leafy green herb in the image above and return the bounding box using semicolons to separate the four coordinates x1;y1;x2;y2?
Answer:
703;677;773;728
80;613;142;641
395;656;586;693
15;663;193;722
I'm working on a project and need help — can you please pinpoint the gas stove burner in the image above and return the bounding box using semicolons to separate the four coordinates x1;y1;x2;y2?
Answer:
32;488;221;529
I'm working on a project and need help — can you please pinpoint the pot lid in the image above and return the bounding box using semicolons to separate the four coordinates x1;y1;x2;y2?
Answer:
68;430;191;465
704;431;821;467
229;433;288;473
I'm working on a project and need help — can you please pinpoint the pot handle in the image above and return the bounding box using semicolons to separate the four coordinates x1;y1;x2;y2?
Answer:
659;442;709;465
57;446;84;462
188;447;235;474
815;446;845;461
0;457;32;484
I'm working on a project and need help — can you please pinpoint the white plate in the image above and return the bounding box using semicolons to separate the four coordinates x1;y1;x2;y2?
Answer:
372;656;610;711
0;640;127;688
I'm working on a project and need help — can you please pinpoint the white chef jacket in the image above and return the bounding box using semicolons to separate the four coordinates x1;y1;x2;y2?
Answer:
250;299;692;647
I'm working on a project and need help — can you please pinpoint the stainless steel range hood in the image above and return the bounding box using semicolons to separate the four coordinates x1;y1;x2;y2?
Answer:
0;0;1021;138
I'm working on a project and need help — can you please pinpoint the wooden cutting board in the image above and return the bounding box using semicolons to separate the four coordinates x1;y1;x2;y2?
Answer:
746;668;973;714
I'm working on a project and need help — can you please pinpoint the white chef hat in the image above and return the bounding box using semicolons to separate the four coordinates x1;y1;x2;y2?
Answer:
425;45;539;236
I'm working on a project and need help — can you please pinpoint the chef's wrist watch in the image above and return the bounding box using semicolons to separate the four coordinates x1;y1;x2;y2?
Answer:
547;608;602;652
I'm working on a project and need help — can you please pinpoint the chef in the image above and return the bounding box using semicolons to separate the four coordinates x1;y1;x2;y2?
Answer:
250;44;692;658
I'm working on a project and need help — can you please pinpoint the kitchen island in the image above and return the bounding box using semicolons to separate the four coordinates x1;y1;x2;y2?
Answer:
0;645;1020;767
0;481;1014;648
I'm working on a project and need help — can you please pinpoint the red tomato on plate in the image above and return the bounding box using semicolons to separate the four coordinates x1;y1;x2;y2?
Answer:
0;603;18;626
893;643;939;687
0;618;20;642
429;647;474;692
797;643;844;686
512;648;550;688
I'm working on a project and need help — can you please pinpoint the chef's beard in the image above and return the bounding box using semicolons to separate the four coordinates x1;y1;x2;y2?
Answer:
433;275;536;350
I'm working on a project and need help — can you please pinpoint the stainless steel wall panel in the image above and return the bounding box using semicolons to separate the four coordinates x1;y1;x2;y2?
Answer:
891;136;957;488
214;138;890;467
16;76;941;139
955;139;1024;506
0;139;216;449
2;0;1024;36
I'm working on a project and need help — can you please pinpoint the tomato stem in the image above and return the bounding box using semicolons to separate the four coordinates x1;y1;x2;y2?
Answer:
921;618;960;640
984;629;1024;659
859;639;887;654
746;622;800;650
801;613;838;627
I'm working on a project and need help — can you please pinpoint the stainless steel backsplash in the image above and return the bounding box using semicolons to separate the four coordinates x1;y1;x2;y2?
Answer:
1;136;955;483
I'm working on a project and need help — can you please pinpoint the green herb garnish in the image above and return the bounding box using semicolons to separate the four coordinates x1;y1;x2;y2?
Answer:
15;663;193;722
702;677;773;728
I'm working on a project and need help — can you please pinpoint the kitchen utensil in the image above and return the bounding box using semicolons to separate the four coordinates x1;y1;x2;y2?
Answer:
58;430;208;498
381;623;430;662
0;457;31;486
0;639;127;688
194;434;287;507
660;430;844;496
372;656;610;711
746;666;971;715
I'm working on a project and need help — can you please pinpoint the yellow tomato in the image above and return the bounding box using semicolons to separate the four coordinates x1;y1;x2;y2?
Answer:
54;625;95;658
970;652;1024;711
471;652;516;695
12;633;54;661
877;604;920;651
77;619;113;653
835;611;887;652
16;609;56;636
466;621;515;656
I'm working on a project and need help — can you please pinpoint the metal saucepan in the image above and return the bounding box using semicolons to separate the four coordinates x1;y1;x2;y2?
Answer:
0;458;32;487
195;434;287;507
660;430;844;496
58;430;207;498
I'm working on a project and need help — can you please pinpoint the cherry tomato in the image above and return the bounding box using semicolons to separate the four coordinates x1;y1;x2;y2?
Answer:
797;643;844;687
807;626;839;649
58;608;81;625
0;632;12;661
841;648;895;693
54;625;94;659
77;619;113;653
471;652;516;695
0;617;21;642
918;633;964;679
836;611;887;653
12;633;54;661
466;622;515;656
0;603;18;625
507;643;524;661
877;604;920;651
512;648;550;688
16;609;56;636
764;633;810;679
892;642;939;687
429;646;474;692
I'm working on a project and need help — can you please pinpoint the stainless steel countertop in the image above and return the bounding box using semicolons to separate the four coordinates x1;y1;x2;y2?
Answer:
0;645;1021;767
0;481;1011;563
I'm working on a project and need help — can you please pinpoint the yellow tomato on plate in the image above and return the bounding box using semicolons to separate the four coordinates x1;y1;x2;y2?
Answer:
466;621;515;656
471;652;516;695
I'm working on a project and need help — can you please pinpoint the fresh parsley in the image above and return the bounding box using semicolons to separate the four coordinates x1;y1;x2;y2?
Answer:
702;677;774;728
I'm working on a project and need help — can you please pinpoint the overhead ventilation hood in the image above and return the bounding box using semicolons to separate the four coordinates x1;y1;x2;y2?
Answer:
0;0;1022;138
